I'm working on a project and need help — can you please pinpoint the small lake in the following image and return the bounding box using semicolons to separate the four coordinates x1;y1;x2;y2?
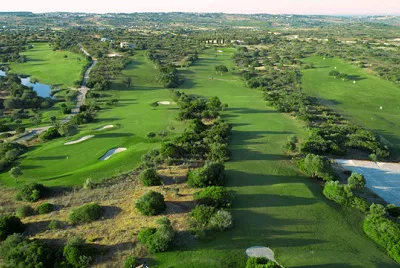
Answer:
0;71;52;98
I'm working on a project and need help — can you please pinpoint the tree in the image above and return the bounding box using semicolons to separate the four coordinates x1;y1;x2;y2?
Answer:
50;116;57;126
146;132;156;139
0;216;25;241
348;172;366;189
59;124;79;137
9;166;22;183
215;65;228;75
187;162;225;188
138;217;174;253
123;77;132;88
30;112;42;127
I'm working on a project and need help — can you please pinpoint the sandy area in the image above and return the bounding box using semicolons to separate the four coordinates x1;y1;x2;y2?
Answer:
246;246;275;262
99;147;127;160
217;50;223;53
157;101;175;105
336;159;400;206
64;135;94;145
95;125;114;131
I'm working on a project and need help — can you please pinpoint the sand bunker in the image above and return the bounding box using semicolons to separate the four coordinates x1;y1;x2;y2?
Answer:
95;125;114;131
99;147;127;160
246;246;275;262
157;101;175;105
217;50;223;53
336;159;400;206
64;135;94;145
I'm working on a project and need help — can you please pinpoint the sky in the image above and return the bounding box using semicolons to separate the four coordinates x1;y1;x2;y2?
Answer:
1;0;400;15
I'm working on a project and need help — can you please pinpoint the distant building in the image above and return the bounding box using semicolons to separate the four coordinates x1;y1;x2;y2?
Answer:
120;42;135;49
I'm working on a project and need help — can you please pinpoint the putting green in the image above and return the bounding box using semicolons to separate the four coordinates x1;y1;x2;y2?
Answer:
302;56;400;159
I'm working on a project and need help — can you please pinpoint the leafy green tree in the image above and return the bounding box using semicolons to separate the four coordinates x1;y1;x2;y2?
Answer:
69;203;103;225
123;77;132;88
138;217;174;253
348;172;366;189
188;162;225;188
139;168;162;186
215;65;228;75
9;166;22;183
0;216;25;241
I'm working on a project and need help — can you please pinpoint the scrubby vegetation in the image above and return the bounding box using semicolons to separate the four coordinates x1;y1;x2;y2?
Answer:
0;216;25;241
138;217;174;253
135;191;166;216
15;183;47;202
69;203;103;225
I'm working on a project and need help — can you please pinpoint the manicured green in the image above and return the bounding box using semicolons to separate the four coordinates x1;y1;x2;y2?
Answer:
9;43;87;88
0;52;185;186
152;49;396;267
302;56;400;158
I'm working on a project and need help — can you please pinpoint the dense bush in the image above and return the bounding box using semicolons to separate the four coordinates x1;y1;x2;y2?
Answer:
37;202;55;215
0;234;55;268
40;127;61;141
348;172;366;189
139;168;162;186
16;205;34;218
194;186;233;208
124;256;137;268
0;142;27;172
48;220;62;230
246;257;280;268
298;154;334;181
138;217;174;253
63;236;94;267
363;204;400;263
187;162;225;188
16;182;47;202
208;209;233;231
135;191;166;216
0;215;25;241
323;181;368;211
69;203;103;225
190;205;216;227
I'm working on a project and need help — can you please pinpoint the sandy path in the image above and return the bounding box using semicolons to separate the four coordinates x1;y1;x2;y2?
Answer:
336;159;400;206
246;246;275;262
99;148;127;160
64;135;94;145
95;125;114;131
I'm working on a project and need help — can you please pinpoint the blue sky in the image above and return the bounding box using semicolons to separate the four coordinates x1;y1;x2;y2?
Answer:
2;0;400;15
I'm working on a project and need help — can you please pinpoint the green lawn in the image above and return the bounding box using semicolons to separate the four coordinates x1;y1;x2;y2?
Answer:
302;56;400;159
0;52;185;186
9;43;88;88
152;49;396;267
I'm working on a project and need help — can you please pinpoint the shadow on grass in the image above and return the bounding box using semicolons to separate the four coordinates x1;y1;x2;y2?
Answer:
32;155;69;160
95;133;134;138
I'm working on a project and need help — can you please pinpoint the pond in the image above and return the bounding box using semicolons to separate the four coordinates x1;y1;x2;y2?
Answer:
0;71;52;98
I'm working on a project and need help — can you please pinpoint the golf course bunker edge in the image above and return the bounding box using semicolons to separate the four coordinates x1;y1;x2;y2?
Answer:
99;147;127;161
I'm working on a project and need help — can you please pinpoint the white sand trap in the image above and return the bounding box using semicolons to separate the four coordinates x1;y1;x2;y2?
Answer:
157;101;175;105
64;135;94;145
217;50;223;53
99;147;127;160
336;159;400;206
95;125;114;131
246;246;275;262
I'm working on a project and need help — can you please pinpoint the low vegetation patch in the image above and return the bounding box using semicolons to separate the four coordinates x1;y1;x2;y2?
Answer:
15;183;47;202
135;191;166;216
138;217;174;253
69;203;103;225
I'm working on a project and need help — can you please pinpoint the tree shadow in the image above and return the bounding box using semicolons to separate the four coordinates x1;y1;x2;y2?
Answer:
165;200;196;215
95;133;134;138
32;155;69;160
101;205;123;220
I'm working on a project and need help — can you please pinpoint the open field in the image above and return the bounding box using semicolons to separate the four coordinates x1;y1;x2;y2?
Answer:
151;49;396;267
302;56;400;159
336;159;400;206
0;52;185;186
9;43;88;88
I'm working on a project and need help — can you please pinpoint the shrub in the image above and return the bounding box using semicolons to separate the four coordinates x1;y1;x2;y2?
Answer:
124;256;137;268
40;127;61;141
63;236;93;267
139;168;162;186
206;142;230;162
37;202;55;214
69;203;103;225
0;234;55;268
16;182;47;202
194;186;233;208
0;215;25;241
298;154;334;181
363;204;400;263
16;205;34;218
48;220;62;230
246;257;280;268
323;181;353;206
348;172;366;189
138;217;174;253
190;205;216;226
135;191;166;216
208;209;233;231
187;162;225;188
